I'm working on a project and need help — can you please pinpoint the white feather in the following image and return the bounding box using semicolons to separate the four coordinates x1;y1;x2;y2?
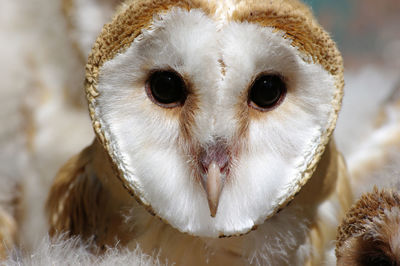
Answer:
3;235;162;266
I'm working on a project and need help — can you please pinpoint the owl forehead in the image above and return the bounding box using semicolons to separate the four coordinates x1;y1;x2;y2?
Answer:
87;0;342;78
124;8;297;97
87;0;343;131
135;9;221;85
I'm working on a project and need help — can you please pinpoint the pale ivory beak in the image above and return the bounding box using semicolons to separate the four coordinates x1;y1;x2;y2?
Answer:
203;161;224;217
199;141;229;217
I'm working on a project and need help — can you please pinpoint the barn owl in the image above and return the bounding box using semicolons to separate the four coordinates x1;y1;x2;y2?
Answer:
336;188;400;265
47;0;353;264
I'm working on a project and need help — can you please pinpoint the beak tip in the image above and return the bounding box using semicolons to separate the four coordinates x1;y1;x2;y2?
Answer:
208;202;218;217
202;161;224;218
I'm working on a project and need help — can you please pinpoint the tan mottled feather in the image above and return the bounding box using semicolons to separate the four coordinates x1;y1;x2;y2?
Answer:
46;140;133;250
0;207;17;260
336;188;400;265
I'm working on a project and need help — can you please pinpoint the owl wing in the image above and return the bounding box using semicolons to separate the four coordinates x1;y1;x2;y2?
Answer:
46;140;130;249
47;142;97;239
0;207;17;260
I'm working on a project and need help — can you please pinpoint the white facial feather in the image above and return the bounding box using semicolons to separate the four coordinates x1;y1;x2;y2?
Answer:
96;8;336;237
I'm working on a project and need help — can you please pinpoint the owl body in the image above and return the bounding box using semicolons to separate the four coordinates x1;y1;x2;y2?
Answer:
47;0;352;264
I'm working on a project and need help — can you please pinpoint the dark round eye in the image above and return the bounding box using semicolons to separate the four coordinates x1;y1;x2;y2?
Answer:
248;74;287;111
146;71;186;108
364;255;392;266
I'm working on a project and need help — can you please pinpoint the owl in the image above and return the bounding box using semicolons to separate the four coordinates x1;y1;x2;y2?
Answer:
336;188;400;265
47;0;353;265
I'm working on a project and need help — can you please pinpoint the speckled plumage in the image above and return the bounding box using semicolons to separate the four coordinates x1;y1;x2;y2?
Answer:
336;188;400;265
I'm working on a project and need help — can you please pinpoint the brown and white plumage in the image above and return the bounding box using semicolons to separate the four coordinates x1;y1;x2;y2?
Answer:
46;0;352;264
47;140;133;249
336;188;400;266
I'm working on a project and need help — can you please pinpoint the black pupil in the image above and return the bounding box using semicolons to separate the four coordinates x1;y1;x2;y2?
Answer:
150;71;184;104
249;75;286;109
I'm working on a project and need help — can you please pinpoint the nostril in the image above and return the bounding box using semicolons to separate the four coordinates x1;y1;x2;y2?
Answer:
199;142;230;174
213;143;229;173
199;150;211;173
200;160;208;173
218;157;229;173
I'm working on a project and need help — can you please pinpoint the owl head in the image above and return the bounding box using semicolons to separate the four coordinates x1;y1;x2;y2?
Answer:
85;0;344;238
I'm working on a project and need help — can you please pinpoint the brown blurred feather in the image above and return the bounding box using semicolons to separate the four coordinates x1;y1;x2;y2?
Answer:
46;140;133;250
0;207;17;260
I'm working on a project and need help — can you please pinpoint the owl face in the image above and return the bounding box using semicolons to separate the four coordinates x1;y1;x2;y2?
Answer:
88;0;343;237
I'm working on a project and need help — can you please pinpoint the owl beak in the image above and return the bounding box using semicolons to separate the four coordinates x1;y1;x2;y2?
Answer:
199;143;229;217
203;161;224;217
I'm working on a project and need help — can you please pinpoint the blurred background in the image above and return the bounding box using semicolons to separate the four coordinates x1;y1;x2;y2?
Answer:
0;0;399;256
309;0;400;68
310;0;400;155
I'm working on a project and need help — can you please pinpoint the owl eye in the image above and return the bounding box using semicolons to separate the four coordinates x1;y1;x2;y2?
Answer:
248;74;287;111
146;71;186;108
